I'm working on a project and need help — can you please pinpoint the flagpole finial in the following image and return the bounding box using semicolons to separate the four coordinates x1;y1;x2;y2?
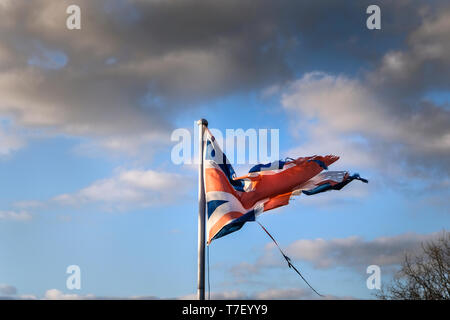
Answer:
197;119;208;127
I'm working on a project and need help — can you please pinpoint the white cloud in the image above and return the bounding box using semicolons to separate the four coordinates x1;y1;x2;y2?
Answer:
179;290;247;300
276;7;450;181
0;210;32;221
72;131;171;157
0;125;24;156
179;288;352;300
283;72;449;155
282;72;390;137
286;128;376;171
2;282;350;300
2;287;343;300
52;168;194;210
0;287;159;300
280;69;450;182
12;200;44;210
43;289;94;300
253;288;313;300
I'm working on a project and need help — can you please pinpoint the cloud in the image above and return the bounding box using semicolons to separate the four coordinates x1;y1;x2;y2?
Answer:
52;168;194;210
271;4;450;183
179;288;351;300
11;200;44;210
0;0;290;153
42;289;159;300
2;287;330;300
0;283;356;300
0;123;25;156
0;288;158;300
1;0;447;155
0;284;17;295
44;289;93;300
0;210;32;221
369;7;450;95
252;288;315;300
220;231;446;298
179;290;248;300
255;231;446;271
282;71;450;178
8;168;194;214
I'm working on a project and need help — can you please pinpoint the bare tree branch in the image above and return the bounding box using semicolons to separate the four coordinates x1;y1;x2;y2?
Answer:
376;231;449;300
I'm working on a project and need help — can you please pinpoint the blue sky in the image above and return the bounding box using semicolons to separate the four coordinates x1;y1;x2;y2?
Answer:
0;1;449;300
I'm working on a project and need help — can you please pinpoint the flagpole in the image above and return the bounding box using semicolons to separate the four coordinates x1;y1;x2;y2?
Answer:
197;118;208;300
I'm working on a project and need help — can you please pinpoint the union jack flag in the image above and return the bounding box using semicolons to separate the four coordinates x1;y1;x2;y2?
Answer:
203;128;367;244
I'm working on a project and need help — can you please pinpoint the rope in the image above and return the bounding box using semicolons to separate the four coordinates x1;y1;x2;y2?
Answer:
257;221;324;298
207;244;211;300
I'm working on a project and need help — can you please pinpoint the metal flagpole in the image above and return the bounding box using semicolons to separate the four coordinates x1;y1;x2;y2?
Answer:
197;118;208;300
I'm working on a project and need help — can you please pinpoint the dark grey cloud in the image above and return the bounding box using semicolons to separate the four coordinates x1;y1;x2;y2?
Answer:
0;0;448;165
1;0;447;150
278;2;450;182
255;231;446;272
225;232;448;289
0;284;17;295
0;0;293;142
369;6;450;98
282;72;450;179
219;232;448;301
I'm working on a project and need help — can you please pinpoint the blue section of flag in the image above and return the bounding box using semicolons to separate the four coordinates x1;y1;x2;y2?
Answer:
205;139;245;192
207;200;228;218
211;209;256;241
308;159;328;170
302;183;332;195
249;160;285;173
302;173;368;196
